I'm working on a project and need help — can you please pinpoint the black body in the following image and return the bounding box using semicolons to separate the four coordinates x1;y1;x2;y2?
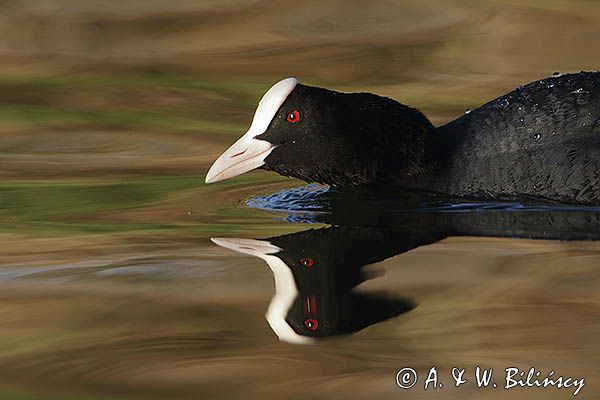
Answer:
433;72;600;204
259;72;600;205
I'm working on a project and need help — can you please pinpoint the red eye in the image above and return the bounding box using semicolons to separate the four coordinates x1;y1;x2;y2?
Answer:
286;110;300;123
304;319;318;331
299;257;314;268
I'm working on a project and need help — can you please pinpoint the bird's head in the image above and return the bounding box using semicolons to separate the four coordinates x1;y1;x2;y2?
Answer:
205;78;435;187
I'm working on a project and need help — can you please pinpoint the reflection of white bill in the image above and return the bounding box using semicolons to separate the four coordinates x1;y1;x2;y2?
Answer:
211;237;316;345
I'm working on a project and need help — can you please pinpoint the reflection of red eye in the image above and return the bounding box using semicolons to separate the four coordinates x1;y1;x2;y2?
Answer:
299;257;314;268
304;319;318;331
286;110;300;123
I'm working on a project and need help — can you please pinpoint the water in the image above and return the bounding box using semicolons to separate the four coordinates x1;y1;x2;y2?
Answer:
2;182;600;400
1;1;600;399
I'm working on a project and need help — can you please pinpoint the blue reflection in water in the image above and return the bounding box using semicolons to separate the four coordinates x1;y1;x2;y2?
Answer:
247;184;600;224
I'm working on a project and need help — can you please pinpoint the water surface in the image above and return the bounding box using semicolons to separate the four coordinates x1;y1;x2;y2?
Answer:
1;1;600;399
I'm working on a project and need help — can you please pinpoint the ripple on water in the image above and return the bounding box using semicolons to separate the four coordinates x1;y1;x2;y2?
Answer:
246;184;330;223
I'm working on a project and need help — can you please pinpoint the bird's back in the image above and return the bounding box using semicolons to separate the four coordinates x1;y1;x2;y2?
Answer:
434;72;600;204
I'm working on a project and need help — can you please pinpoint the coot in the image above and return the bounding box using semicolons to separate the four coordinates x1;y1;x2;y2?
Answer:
206;72;600;204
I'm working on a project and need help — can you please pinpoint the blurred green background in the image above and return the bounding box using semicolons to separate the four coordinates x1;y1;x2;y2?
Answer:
1;0;600;239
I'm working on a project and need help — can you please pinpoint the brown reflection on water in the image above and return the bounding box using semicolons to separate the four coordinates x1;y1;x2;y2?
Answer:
0;235;599;399
0;0;600;399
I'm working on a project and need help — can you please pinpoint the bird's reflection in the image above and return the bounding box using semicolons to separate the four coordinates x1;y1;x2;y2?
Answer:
214;192;600;344
212;226;418;344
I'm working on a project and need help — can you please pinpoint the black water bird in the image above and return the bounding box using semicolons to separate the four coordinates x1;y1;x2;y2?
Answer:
206;72;600;205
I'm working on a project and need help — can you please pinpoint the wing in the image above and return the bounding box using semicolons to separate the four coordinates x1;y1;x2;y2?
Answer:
436;71;600;204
